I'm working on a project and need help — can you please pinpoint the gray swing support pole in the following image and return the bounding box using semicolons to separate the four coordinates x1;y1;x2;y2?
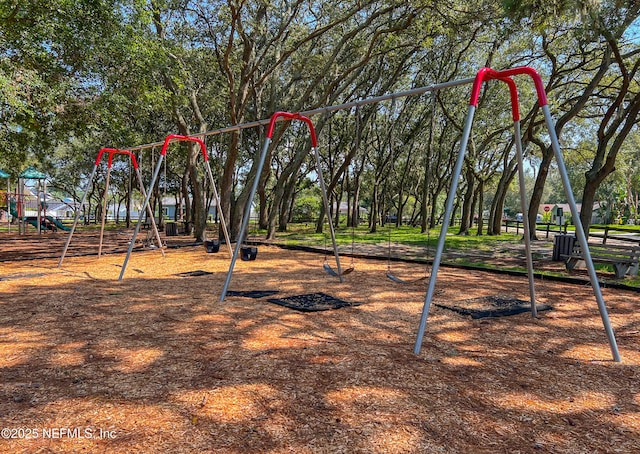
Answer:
134;166;166;256
142;146;167;255
219;134;270;302
514;119;537;316
220;111;343;301
58;163;99;267
414;66;620;363
413;105;475;354
501;75;537;316
204;160;232;254
542;103;620;362
314;144;344;280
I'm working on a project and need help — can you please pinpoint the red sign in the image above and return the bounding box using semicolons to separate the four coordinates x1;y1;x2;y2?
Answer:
544;206;550;212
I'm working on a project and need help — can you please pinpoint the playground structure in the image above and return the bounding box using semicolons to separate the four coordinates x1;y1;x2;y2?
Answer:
118;134;232;280
84;65;621;362
59;148;166;267
2;167;69;235
0;169;10;231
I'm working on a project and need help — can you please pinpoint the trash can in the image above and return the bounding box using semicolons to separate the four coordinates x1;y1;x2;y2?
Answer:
165;222;177;236
552;234;575;261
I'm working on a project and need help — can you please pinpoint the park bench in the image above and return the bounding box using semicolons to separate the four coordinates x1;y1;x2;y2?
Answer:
561;240;640;279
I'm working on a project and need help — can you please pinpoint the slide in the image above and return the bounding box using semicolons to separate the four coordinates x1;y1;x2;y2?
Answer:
8;199;70;231
24;217;42;229
46;215;71;231
24;217;58;231
9;199;19;222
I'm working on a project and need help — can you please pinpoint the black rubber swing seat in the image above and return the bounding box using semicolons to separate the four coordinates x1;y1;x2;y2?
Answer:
323;263;354;277
241;246;258;261
204;239;220;253
386;271;428;285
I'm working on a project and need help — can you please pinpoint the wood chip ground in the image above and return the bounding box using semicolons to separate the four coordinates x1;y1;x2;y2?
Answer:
1;230;639;453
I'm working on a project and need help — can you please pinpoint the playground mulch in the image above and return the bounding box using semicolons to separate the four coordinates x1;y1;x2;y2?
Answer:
1;231;640;453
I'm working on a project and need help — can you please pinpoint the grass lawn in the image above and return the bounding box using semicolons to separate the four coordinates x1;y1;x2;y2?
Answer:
267;223;523;250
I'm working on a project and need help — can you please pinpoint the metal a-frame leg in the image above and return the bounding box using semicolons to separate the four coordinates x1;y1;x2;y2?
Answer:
220;137;272;301
58;164;99;267
98;167;112;257
513;120;537;316
414;106;476;355
541;105;620;362
135;168;165;256
204;161;232;254
314;145;344;281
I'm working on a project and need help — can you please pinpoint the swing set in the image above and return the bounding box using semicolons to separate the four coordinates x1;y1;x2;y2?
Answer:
412;66;620;362
58;148;165;266
118;134;232;280
117;65;621;362
220;111;346;300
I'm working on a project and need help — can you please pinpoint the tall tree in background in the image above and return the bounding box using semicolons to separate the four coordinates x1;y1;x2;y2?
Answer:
505;0;640;237
4;0;639;241
0;1;123;171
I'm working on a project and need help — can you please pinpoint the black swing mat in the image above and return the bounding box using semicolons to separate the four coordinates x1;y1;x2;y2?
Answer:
175;270;213;277
226;290;280;299
268;292;361;312
434;295;552;319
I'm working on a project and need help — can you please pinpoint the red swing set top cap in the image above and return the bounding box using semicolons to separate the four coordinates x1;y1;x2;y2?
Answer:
95;148;140;170
266;111;318;147
159;134;209;161
499;76;520;122
469;66;548;114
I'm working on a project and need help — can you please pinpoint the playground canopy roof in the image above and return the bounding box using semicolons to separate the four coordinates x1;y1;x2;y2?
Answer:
0;169;9;178
19;166;47;179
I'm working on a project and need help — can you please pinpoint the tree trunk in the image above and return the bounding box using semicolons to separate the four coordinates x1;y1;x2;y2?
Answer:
488;159;517;235
221;131;239;239
257;139;275;232
528;145;553;240
369;183;380;233
181;166;191;235
476;180;484;236
278;174;298;233
457;167;474;236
